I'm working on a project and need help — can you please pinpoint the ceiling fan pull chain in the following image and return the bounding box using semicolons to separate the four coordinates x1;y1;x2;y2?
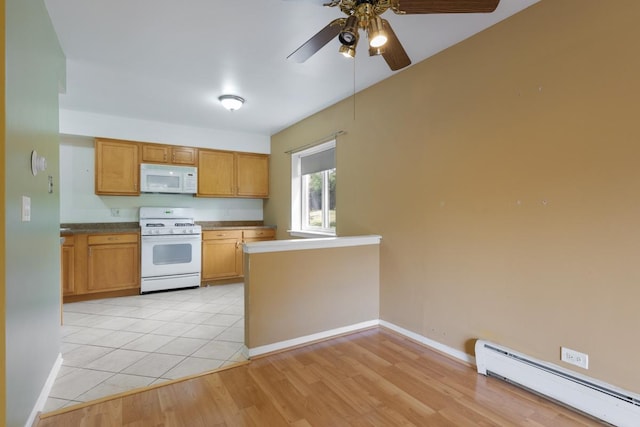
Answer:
353;54;357;121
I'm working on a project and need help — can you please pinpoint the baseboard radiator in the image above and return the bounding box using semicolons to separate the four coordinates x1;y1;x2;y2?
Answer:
475;340;640;426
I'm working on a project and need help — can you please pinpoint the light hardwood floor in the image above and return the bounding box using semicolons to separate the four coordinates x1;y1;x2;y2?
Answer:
37;328;604;426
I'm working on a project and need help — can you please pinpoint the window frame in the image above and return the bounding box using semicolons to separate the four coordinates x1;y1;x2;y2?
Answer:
290;140;336;238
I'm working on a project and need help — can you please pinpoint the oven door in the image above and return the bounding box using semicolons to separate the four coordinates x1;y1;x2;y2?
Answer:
141;234;202;278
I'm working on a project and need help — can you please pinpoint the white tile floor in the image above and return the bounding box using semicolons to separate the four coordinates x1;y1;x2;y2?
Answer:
44;283;247;412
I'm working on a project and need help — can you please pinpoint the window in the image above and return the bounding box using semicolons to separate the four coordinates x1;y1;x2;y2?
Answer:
291;140;336;237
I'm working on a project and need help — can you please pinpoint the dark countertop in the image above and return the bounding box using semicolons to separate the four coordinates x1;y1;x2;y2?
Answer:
198;221;275;231
60;221;275;235
60;222;139;236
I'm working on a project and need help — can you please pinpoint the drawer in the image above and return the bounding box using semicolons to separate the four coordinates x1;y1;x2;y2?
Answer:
61;235;75;246
243;228;275;239
203;230;243;240
88;233;139;245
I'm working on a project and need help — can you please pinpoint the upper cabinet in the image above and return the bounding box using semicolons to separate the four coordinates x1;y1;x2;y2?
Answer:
141;143;197;166
198;149;269;198
198;149;235;197
237;152;269;198
95;138;140;195
94;138;268;198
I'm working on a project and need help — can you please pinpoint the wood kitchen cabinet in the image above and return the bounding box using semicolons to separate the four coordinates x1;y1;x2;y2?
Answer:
95;137;268;198
61;235;75;296
201;230;243;280
236;152;269;197
141;143;197;166
95;138;140;195
198;149;269;198
201;228;275;283
87;233;140;293
238;228;276;276
197;150;236;197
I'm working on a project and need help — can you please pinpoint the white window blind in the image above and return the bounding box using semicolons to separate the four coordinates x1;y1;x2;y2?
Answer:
301;147;335;175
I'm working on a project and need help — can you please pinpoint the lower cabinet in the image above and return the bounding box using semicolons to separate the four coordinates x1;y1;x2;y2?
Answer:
87;234;140;292
61;235;75;296
202;230;243;280
238;228;276;277
61;232;140;301
201;228;275;283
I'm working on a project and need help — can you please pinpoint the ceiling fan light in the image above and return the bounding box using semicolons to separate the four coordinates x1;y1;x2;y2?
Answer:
339;44;356;59
368;16;387;48
218;94;245;111
338;15;359;46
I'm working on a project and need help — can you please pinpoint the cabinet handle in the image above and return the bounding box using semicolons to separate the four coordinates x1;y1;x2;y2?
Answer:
164;153;167;161
107;237;117;241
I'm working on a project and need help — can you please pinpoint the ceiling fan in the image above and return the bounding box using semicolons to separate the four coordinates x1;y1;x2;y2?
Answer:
287;0;500;71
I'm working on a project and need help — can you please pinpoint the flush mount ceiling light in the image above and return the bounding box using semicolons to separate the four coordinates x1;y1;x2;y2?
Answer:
218;95;245;111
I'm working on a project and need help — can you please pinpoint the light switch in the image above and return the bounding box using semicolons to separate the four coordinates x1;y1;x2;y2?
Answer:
22;196;31;222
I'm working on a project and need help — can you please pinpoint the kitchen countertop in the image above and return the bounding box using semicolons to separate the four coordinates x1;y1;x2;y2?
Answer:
60;221;275;235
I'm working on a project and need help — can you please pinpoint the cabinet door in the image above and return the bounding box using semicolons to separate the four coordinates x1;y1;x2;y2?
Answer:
95;138;140;195
239;229;275;277
87;237;139;292
61;237;75;296
202;230;242;280
141;144;170;163
172;147;197;165
236;153;269;198
198;150;235;197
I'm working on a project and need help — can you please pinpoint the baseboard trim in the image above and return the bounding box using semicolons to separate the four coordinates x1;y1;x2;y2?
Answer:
379;320;476;366
248;320;380;357
28;353;63;427
247;319;475;366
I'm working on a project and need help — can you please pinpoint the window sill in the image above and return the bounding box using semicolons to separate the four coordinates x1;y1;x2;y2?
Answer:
288;230;336;239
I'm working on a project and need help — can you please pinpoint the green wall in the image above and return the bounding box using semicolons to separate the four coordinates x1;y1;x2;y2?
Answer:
5;0;65;425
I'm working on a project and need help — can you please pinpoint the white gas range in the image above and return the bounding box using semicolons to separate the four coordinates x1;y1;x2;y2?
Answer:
139;207;202;293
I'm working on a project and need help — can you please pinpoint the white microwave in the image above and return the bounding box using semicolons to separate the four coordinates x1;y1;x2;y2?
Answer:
140;163;198;194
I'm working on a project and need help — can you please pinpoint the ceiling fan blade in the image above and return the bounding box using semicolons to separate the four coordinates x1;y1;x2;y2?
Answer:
392;0;500;14
287;18;345;63
380;20;411;71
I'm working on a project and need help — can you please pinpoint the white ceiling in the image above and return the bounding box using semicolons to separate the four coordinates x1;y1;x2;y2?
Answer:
44;0;538;136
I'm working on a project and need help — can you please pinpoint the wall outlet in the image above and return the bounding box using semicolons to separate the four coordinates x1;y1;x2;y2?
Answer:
561;347;589;369
110;208;120;217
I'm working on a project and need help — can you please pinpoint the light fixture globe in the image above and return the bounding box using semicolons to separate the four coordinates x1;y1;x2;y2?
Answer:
218;95;245;111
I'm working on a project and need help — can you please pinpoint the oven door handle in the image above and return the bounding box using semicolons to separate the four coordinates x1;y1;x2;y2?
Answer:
142;234;201;243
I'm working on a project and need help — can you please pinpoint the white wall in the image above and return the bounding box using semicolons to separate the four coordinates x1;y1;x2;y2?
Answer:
60;109;270;153
60;136;264;223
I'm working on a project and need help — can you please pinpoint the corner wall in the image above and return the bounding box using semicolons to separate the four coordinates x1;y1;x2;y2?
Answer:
5;0;65;425
266;0;640;393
